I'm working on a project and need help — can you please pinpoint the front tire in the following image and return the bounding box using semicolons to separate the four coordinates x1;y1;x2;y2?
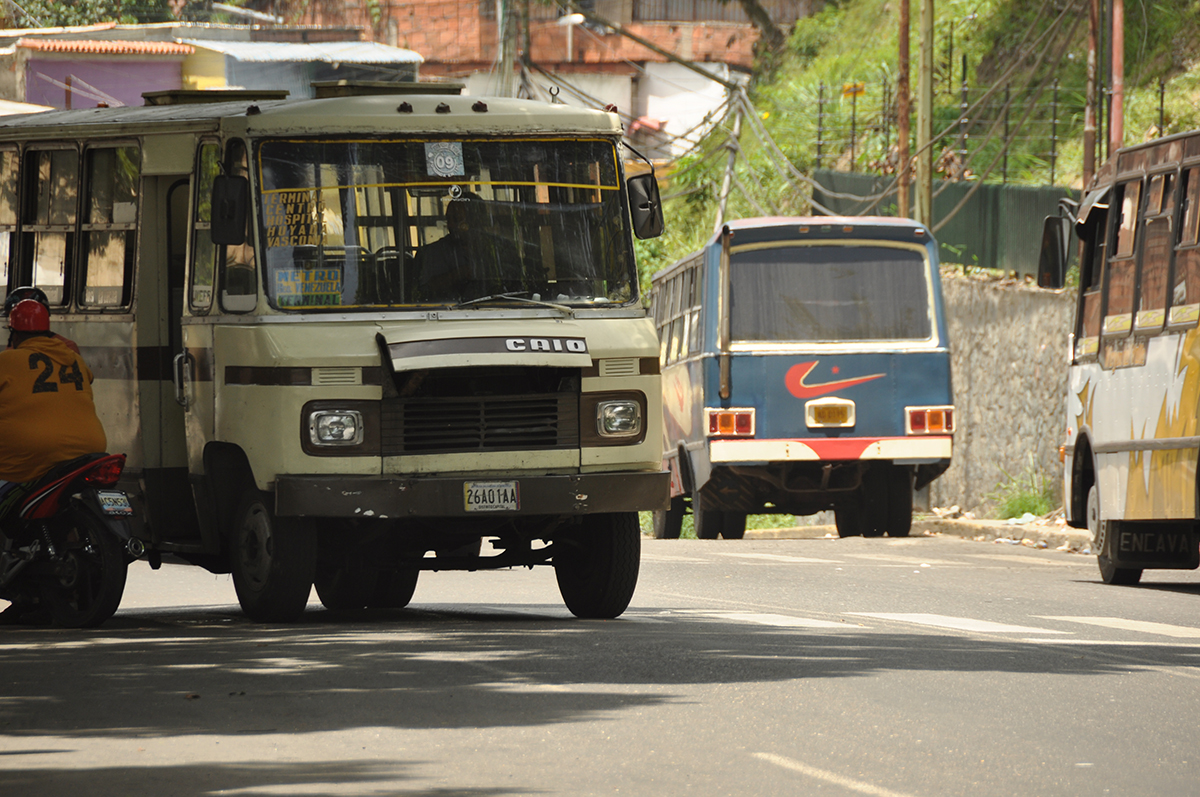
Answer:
42;506;128;628
1088;485;1142;585
230;492;317;622
554;512;640;619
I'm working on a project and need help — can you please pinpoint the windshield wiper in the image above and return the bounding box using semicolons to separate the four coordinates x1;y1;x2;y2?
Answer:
452;291;574;316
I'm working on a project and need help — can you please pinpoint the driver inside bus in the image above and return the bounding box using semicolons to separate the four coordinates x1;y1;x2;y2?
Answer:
415;195;523;301
414;195;479;300
0;299;107;523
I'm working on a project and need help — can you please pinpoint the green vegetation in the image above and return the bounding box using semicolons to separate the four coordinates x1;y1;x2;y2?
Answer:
987;456;1058;519
638;0;1200;279
637;511;826;537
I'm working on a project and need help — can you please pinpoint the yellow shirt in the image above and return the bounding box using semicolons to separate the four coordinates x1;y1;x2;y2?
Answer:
0;335;107;482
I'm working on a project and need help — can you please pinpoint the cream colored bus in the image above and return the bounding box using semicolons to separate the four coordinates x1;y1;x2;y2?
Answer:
0;85;667;621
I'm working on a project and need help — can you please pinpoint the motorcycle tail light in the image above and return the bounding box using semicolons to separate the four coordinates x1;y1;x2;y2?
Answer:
84;455;126;487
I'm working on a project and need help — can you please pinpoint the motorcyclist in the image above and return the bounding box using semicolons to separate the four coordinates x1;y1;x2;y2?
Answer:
3;286;80;354
0;299;106;521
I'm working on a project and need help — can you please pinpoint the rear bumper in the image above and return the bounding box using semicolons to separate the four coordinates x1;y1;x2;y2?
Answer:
274;470;670;518
709;436;952;463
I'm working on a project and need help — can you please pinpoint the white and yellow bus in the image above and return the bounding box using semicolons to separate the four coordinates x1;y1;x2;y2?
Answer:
1041;131;1200;584
0;85;668;620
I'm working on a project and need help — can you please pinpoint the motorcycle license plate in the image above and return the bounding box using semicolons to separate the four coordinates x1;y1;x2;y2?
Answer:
463;481;519;512
96;490;133;516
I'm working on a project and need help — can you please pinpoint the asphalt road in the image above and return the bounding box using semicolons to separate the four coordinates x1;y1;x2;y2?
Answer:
3;534;1200;796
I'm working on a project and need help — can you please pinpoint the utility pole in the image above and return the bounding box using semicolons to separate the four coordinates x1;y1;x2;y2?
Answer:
1084;0;1098;187
898;0;911;218
916;0;934;227
1110;0;1124;152
496;0;514;96
714;101;744;233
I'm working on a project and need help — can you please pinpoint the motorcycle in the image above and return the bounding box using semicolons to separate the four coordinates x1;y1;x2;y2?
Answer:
0;453;140;628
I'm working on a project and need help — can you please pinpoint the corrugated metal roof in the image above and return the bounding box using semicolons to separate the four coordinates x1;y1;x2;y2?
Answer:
17;37;194;56
181;39;423;64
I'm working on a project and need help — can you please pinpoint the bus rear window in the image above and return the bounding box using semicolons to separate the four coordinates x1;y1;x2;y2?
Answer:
729;244;932;342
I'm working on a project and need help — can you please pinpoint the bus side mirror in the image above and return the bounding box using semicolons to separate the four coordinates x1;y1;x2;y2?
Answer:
211;174;249;246
1037;214;1070;289
627;173;665;240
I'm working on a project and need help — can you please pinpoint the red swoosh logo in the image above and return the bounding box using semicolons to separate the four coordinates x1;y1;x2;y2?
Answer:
785;361;885;399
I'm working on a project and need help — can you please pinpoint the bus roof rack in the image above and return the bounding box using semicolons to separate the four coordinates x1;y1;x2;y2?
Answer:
142;89;291;106
310;80;465;98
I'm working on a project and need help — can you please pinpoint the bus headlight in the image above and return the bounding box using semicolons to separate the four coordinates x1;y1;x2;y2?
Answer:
309;409;364;446
597;399;642;437
581;391;648;446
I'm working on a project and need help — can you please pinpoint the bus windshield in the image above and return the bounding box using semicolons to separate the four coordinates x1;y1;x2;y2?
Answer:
729;244;932;342
256;137;637;310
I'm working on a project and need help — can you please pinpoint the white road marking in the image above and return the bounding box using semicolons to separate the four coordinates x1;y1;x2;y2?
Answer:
754;752;918;797
1038;616;1200;638
847;612;1070;635
842;553;958;565
715;552;842;564
702;611;856;629
969;553;1085;567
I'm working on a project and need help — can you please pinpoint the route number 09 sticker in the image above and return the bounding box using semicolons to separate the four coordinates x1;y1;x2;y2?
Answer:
464;481;520;512
425;142;465;177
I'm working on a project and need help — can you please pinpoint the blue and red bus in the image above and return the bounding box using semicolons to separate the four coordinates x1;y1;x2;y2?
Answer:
649;217;955;538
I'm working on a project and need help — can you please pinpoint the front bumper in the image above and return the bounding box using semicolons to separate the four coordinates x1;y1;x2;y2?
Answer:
274;471;670;518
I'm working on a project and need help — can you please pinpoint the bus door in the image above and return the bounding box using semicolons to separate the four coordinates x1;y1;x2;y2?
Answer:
138;136;202;544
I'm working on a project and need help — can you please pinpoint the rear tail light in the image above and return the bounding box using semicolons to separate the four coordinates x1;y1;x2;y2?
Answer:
83;455;126;487
906;406;954;435
707;408;755;437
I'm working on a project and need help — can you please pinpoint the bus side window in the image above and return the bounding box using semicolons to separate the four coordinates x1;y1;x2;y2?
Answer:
0;149;16;306
81;145;138;309
1104;179;1141;336
1135;171;1174;333
667;275;683;364
688;263;702;354
220;139;257;313
21;148;79;307
190;141;220;312
1170;166;1200;328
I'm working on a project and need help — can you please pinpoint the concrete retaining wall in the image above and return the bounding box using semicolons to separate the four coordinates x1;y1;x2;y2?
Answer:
927;274;1075;515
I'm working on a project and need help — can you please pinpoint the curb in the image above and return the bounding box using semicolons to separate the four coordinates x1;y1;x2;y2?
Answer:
745;518;1092;552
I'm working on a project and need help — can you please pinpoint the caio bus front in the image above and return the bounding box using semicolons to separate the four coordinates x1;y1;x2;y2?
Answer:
0;86;668;620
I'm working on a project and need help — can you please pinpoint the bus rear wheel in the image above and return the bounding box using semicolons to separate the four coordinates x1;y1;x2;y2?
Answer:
652;496;685;539
554;512;640;618
1088;485;1142;585
229;492;317;622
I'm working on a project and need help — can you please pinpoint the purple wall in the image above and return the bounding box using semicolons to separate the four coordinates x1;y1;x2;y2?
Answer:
25;59;182;109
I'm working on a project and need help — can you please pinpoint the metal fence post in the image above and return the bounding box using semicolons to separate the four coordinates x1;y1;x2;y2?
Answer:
817;83;825;170
1050;79;1059;186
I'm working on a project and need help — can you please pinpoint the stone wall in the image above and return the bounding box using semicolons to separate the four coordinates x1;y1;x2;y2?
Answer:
927;274;1076;515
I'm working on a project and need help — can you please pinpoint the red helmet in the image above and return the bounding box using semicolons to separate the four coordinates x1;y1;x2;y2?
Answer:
8;299;50;332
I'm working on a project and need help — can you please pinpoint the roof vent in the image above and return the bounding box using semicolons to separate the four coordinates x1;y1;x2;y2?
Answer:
311;80;465;99
397;102;413;113
436;103;451;114
472;101;488;113
142;89;289;106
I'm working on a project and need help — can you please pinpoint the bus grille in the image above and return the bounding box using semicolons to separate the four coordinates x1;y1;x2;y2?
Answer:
381;393;579;454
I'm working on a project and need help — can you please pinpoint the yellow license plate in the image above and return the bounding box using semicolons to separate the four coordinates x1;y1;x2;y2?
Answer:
813;405;849;425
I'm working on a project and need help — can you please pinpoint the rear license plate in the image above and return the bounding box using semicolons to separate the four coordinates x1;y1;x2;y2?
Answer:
464;481;520;512
96;490;133;516
813;405;849;425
